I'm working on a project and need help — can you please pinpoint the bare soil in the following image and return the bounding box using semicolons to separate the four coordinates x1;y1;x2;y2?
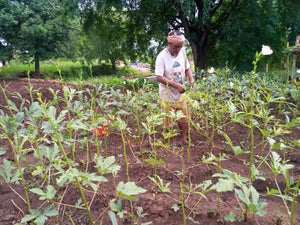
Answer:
0;78;299;225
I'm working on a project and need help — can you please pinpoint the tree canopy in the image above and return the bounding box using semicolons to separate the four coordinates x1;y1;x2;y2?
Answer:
1;0;300;74
209;0;300;71
0;0;77;74
74;0;300;73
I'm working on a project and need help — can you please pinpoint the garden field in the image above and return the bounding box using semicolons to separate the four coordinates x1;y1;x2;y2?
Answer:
0;69;299;225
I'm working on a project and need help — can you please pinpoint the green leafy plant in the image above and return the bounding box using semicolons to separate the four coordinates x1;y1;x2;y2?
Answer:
30;185;57;200
264;151;298;224
212;169;267;221
110;199;127;218
149;175;171;193
21;205;58;225
116;181;147;201
0;159;23;184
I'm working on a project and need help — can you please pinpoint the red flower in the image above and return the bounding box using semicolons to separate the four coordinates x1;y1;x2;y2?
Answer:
92;125;109;136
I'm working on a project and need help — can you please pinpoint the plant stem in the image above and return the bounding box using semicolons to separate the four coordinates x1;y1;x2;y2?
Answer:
120;125;130;181
0;126;32;211
290;176;300;225
180;182;186;225
76;178;94;225
132;84;144;163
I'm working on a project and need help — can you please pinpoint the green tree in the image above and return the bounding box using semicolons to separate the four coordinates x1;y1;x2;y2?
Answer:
127;0;243;73
209;0;300;71
0;39;13;63
0;0;78;75
72;0;242;73
71;0;154;70
276;0;300;45
81;4;131;70
59;0;300;73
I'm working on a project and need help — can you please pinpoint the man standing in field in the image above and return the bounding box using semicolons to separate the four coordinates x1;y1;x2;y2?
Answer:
155;30;195;147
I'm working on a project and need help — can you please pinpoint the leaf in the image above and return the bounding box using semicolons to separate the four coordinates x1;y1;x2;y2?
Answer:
236;188;250;205
27;102;43;118
69;100;83;112
75;198;83;207
41;121;55;134
116;117;128;130
256;199;267;216
188;217;200;224
212;178;234;192
35;215;47;225
0;159;12;183
0;159;22;184
43;207;58;217
30;188;45;196
171;204;180;212
250;185;259;205
94;155;121;176
149;176;170;193
110;199;123;212
267;188;280;195
232;146;245;155
47;106;57;121
271;151;294;175
15;112;25;127
21;214;37;223
250;164;265;181
225;212;236;222
146;158;164;165
7;99;18;112
267;137;276;149
117;182;147;201
45;185;57;200
108;211;119;225
218;130;245;155
30;185;56;200
0;147;7;156
152;141;169;148
267;188;293;201
248;202;257;214
56;110;68;124
32;166;44;177
69;120;89;131
21;205;56;225
40;144;60;162
291;139;300;147
117;192;137;201
79;172;108;191
137;207;147;217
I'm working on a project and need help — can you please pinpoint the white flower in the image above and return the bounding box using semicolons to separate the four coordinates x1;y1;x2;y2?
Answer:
297;69;300;74
208;67;216;74
261;45;273;55
229;82;234;87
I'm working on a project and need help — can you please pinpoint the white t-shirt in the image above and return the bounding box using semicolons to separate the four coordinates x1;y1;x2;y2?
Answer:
155;48;190;102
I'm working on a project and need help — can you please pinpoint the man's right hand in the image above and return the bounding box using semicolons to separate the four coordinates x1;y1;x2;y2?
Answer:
176;84;186;94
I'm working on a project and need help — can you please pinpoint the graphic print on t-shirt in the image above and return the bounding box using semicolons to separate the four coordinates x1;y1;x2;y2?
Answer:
172;61;183;84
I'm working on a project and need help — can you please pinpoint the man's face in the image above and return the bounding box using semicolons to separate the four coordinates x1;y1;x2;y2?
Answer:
168;42;184;57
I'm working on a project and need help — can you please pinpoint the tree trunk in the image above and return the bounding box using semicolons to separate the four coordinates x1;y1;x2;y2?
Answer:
34;52;40;75
189;40;209;80
111;60;116;71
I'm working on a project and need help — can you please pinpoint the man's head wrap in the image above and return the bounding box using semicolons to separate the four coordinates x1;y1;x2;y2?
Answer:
167;30;185;44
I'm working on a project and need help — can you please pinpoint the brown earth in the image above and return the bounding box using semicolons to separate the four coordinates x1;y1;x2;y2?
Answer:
0;78;299;225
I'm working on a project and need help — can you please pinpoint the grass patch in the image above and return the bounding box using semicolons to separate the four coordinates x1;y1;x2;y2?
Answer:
0;60;83;77
0;60;152;81
0;59;155;88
